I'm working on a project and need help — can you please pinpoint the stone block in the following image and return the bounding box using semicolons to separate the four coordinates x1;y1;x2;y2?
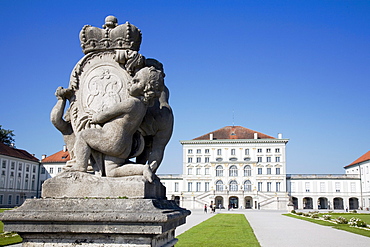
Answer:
42;172;166;199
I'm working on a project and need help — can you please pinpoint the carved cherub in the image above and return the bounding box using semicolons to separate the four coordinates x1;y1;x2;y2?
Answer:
50;86;76;159
68;67;164;182
136;59;174;173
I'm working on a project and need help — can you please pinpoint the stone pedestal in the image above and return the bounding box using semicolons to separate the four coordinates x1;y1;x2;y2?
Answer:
42;172;166;199
0;172;190;246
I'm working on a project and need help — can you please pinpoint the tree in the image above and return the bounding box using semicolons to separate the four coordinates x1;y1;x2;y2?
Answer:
0;125;15;147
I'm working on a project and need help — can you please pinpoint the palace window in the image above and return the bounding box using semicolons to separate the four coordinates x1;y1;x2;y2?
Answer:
229;180;238;191
188;157;192;163
245;149;249;155
276;168;281;175
217;149;222;155
196;182;201;192
258;182;263;191
258;168;262;175
305;182;310;192
205;182;210;192
18;163;22;171
275;157;280;162
335;182;341;192
267;168;271;175
24;179;29;190
266;157;271;162
216;165;223;177
244;165;251;176
196;168;201;175
196;157;201;163
267;182;272;192
187;168;193;175
174;182;179;192
350;182;356;192
275;148;280;153
229;165;238;176
244;180;252;192
205;149;209;154
276;182;281;192
205;168;210;175
187;182;192;192
216;180;224;191
266;148;271;153
231;149;235;155
257;149;262;153
257;157;262;162
290;182;295;192
188;149;193;154
320;182;325;192
11;162;15;169
196;149;201;154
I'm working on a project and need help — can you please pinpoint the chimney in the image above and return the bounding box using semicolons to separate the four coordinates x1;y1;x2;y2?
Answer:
63;145;67;152
254;133;258;139
278;133;283;139
210;134;213;140
41;154;47;160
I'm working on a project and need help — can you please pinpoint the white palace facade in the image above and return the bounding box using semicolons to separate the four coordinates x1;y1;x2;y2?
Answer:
160;126;366;211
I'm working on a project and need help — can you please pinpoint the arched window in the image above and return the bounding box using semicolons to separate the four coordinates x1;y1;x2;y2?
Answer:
229;180;238;191
216;180;224;191
229;165;238;176
244;165;251;176
216;165;223;177
244;180;252;192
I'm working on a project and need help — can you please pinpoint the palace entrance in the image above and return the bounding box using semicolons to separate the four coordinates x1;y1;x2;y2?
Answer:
229;196;238;208
245;196;253;209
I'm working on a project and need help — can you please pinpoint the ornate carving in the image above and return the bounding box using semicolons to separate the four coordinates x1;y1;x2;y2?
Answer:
51;16;173;182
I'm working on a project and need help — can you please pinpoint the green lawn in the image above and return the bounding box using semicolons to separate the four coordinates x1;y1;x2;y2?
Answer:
176;214;260;247
284;213;370;238
0;208;23;246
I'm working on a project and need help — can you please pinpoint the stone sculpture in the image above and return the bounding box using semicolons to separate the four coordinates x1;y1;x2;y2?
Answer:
51;15;173;181
1;16;189;247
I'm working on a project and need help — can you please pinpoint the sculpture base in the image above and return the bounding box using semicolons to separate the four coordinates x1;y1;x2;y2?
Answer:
0;198;190;247
42;171;166;199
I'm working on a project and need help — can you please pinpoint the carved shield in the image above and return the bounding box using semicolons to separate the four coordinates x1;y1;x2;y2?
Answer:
69;51;131;133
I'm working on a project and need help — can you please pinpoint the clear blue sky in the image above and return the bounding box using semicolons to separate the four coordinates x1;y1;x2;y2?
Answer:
1;1;369;175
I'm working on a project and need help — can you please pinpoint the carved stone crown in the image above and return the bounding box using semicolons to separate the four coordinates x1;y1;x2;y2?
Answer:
79;16;142;54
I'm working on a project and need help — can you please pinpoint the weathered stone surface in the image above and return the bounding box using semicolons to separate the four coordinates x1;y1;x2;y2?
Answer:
42;171;166;199
0;198;190;246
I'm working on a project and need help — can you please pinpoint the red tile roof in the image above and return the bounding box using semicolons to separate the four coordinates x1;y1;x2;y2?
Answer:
0;142;39;162
42;150;70;163
193;126;275;140
345;151;370;168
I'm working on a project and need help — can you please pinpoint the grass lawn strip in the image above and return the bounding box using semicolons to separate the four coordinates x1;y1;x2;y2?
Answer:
284;213;370;238
176;214;260;247
0;208;23;246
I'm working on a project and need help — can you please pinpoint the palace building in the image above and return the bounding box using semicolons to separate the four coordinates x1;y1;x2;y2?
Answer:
0;143;40;207
161;126;365;211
